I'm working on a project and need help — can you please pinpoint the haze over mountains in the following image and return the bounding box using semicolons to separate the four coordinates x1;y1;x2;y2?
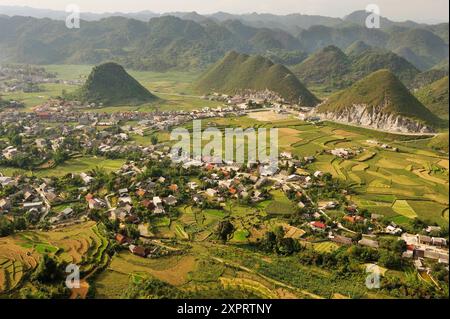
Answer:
0;5;448;131
0;5;448;72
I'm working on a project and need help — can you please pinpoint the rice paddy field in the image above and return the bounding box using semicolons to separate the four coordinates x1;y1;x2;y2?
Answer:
195;115;448;227
280;121;449;227
191;114;448;228
0;221;109;295
94;241;342;299
3;64;221;113
0;156;125;177
1;66;448;298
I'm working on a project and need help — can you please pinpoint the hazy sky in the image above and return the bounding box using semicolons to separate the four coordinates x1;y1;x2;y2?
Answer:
0;0;448;23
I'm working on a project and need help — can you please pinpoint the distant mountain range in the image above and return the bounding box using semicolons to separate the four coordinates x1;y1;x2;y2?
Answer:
291;44;421;90
0;6;448;72
194;51;319;106
0;6;444;30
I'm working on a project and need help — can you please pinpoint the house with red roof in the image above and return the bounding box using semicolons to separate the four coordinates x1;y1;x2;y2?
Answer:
310;221;327;231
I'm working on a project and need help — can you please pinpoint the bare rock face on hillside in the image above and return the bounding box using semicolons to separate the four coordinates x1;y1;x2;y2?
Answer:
316;104;435;133
313;69;441;133
194;51;319;106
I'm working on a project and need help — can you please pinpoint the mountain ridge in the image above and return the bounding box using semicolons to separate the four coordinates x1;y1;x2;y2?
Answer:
71;62;157;106
194;51;319;106
314;69;441;133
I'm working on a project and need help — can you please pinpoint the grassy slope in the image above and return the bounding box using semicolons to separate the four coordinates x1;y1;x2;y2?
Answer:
317;69;441;125
428;132;449;153
293;45;419;87
292;46;351;85
194;51;319;106
415;76;449;120
73;62;157;106
350;49;419;85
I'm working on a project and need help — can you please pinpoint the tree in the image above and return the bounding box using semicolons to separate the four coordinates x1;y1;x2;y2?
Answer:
276;237;299;255
150;135;158;145
8;133;22;146
379;251;402;270
125;224;140;240
53;150;69;165
32;255;66;283
0;216;15;237
216;221;234;242
14;217;28;231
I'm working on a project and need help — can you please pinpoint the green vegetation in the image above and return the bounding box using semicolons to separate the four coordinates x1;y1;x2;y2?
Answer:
194;51;319;106
387;28;449;70
292;46;352;89
0;156;125;177
70;62;157;106
316;69;441;126
292;45;420;92
415;76;449;120
427;133;449;153
350;49;419;86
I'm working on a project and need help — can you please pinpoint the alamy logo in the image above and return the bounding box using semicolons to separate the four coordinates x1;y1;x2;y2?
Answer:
65;263;80;289
66;4;81;29
365;4;381;29
170;120;279;172
365;264;381;289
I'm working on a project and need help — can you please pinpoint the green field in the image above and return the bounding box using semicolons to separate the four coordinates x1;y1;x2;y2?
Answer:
0;156;125;177
4;65;221;113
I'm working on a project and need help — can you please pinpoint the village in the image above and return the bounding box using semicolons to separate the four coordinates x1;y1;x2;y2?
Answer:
0;84;448;298
0;64;82;93
0;109;448;272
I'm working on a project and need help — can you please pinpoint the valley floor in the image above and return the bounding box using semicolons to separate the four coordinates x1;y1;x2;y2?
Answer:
0;67;448;299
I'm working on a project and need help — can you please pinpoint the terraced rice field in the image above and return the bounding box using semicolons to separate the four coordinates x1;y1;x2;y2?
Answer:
392;200;418;219
219;277;279;298
285;121;449;227
0;237;40;293
0;222;108;294
96;252;197;297
313;241;340;253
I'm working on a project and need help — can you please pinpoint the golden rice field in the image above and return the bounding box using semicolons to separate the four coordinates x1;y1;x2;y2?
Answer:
0;222;108;294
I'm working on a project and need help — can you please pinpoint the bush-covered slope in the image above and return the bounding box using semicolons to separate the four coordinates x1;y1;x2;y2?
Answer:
292;45;420;89
316;70;441;128
194;51;319;106
72;62;157;106
292;46;351;87
415;76;449;120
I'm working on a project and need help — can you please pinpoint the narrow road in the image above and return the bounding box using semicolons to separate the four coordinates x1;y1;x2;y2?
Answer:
154;92;203;99
104;193;115;210
337;222;357;234
211;256;323;299
35;186;51;222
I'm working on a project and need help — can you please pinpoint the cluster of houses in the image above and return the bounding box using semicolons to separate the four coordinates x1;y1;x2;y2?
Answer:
327;147;364;159
366;140;399;152
0;91;448;275
401;232;448;268
202;89;295;111
0;177;50;223
303;196;449;268
0;64;58;93
1;133;449;273
115;233;182;259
